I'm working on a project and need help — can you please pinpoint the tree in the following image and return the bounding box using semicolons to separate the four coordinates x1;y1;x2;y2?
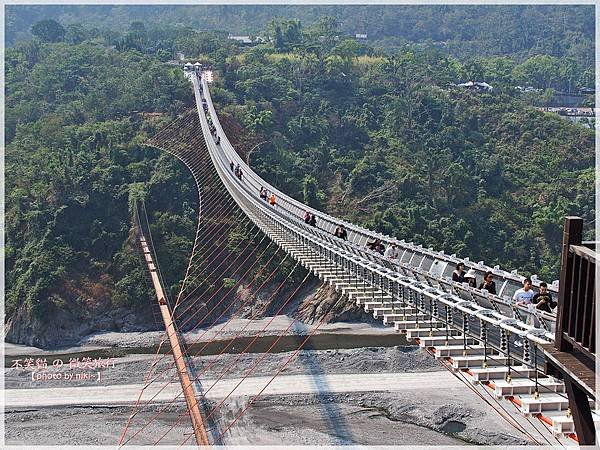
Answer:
31;19;65;43
513;54;560;89
274;25;285;52
333;39;360;68
559;57;577;93
478;56;516;86
302;175;322;209
283;19;302;48
461;60;484;82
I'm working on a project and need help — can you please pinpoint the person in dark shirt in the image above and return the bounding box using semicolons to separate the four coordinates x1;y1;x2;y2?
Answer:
452;263;465;283
339;225;347;240
532;282;556;313
309;214;317;227
478;271;497;295
366;239;378;251
366;238;384;254
334;225;347;240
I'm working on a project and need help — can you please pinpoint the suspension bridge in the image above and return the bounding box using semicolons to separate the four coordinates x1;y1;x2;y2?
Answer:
117;65;597;447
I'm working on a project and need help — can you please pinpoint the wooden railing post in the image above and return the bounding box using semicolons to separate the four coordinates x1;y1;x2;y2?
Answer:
555;216;583;352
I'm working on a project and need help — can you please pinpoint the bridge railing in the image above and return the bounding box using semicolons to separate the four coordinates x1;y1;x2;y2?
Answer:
198;73;559;303
555;218;596;359
189;74;555;374
194;73;556;332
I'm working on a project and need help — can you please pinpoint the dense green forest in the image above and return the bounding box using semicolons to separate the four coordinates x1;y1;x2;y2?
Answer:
209;20;594;282
5;40;197;339
6;5;595;81
5;8;595;345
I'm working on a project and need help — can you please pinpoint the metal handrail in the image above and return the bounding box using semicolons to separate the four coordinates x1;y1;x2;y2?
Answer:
197;74;559;302
189;73;556;372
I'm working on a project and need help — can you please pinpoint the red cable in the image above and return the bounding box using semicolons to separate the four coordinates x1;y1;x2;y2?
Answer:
214;293;345;442
125;221;261;394
124;260;303;446
120;194;245;440
176;271;313;442
173;224;260;322
151;255;298;445
118;237;279;446
172;210;250;304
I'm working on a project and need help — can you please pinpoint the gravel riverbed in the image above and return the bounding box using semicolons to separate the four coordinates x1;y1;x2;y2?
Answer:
5;321;545;446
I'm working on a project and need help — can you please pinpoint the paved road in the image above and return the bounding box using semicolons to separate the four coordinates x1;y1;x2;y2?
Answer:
6;371;460;408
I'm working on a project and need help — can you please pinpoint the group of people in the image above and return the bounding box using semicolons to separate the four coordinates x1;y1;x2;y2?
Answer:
366;238;386;254
304;211;317;227
259;187;276;206
513;278;556;314
230;161;243;180
452;263;498;294
207;116;220;144
452;262;556;313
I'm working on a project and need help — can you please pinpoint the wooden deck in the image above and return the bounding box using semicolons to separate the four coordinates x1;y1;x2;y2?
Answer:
542;344;595;399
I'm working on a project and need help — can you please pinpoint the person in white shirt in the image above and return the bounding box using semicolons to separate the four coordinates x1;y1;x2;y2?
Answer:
513;278;535;306
513;277;536;328
384;244;400;260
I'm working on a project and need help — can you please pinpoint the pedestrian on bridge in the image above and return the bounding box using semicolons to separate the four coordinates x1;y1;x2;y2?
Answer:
260;187;268;201
366;238;379;251
309;214;317;227
384;243;399;259
532;282;556;313
478;271;497;295
513;277;536;326
464;269;477;288
339;225;347;240
304;211;311;224
269;193;276;206
452;263;466;283
367;239;384;254
334;224;347;240
513;278;535;328
513;278;535;307
230;161;235;172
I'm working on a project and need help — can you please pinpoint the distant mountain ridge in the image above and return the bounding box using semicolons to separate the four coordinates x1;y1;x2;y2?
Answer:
6;5;594;66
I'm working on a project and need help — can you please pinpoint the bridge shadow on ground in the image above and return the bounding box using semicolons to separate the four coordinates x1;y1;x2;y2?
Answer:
290;320;355;445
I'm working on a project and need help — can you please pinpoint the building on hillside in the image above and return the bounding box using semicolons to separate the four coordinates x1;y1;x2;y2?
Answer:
355;33;368;40
455;81;493;92
227;35;266;46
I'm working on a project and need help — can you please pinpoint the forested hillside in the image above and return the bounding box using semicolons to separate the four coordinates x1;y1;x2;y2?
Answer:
5;9;595;347
209;24;594;282
6;5;595;73
5;41;197;345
